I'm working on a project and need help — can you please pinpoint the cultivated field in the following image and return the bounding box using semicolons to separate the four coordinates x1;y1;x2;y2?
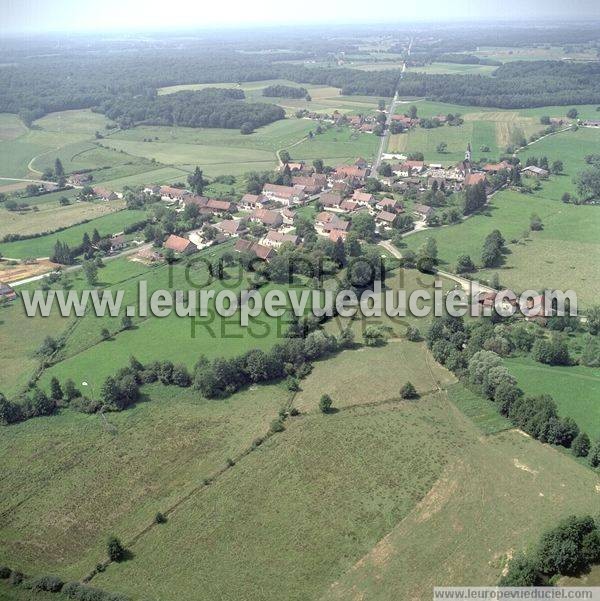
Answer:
408;62;498;75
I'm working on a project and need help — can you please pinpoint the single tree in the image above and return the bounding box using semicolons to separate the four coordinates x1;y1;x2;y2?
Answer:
107;536;125;562
319;394;333;413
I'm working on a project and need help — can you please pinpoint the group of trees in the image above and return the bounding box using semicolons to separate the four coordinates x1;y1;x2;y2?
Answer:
262;84;308;98
501;515;600;585
426;316;598;464
96;88;285;131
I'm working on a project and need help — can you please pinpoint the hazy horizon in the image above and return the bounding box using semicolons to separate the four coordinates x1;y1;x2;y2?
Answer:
3;0;600;35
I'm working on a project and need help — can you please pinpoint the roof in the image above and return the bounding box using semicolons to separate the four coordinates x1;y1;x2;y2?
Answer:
164;234;195;253
328;230;348;242
110;234;126;246
241;193;266;205
263;183;306;198
251;208;282;226
483;161;512;172
376;211;397;223
340;200;359;212
215;219;246;235
413;203;433;216
234;239;275;260
464;172;487;187
522;165;549;176
321;192;343;206
352;191;374;203
265;230;299;245
334;165;367;179
160;185;189;198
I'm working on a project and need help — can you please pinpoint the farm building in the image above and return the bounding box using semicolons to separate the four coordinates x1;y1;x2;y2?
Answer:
0;283;17;301
522;166;549;179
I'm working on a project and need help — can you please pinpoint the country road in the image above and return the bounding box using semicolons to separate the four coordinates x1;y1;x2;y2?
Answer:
10;243;152;287
378;240;496;294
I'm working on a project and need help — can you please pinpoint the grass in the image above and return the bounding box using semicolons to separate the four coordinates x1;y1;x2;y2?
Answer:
402;188;600;306
505;356;600;439
293;340;455;413
408;62;498;75
388;100;541;162
100;119;376;177
0;209;147;259
93;383;600;601
157;79;383;116
0;382;288;579
447;381;512;435
0;196;125;239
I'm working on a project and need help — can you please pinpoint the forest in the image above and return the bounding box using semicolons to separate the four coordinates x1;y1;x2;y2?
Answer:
2;28;600;124
94;88;286;130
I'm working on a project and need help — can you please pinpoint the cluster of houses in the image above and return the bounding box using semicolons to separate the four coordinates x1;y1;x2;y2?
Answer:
138;144;518;264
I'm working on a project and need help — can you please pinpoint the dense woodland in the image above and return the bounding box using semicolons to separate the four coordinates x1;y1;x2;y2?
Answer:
3;26;600;125
95;88;285;130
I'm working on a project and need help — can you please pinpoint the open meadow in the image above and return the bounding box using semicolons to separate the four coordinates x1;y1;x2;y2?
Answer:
402;187;600;306
0;195;125;239
505;356;600;439
90;358;600;601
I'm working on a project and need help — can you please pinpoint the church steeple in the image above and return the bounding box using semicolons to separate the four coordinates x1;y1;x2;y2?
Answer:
465;142;472;162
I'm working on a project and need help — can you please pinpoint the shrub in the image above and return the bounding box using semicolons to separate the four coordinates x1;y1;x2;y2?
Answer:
572;432;591;457
400;382;418;399
155;512;167;524
270;418;285;433
28;575;64;592
8;571;23;585
406;325;421;342
0;566;11;579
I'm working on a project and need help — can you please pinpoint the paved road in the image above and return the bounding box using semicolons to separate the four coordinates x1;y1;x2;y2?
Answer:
372;56;408;174
378;240;496;294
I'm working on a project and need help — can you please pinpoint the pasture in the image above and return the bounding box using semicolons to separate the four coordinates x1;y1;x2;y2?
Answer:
158;79;383;116
92;379;600;601
402;189;600;306
408;62;498;75
0;208;147;259
101;119;377;178
0;382;289;579
388;100;541;162
0;196;125;239
505;356;600;439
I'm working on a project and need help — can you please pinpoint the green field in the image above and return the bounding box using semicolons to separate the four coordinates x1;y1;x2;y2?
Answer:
0;209;146;259
402;188;600;306
0;194;125;239
388;100;542;162
505;356;600;439
0;381;288;579
408;62;498;75
100;119;376;178
91;375;599;601
158;79;384;116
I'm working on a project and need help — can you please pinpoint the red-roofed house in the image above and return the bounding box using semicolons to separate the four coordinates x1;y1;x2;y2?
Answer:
164;234;197;255
464;172;487;187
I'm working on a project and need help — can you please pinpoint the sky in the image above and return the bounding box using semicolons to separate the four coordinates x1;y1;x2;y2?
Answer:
2;0;600;33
